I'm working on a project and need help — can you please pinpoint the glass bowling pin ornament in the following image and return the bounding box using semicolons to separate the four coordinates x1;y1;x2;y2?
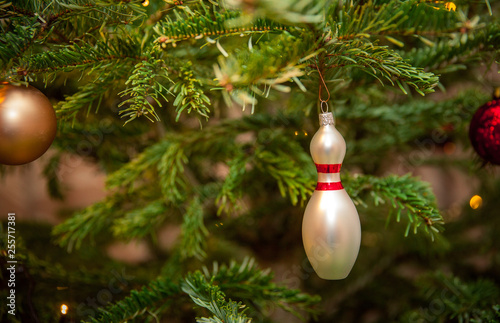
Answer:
302;112;361;280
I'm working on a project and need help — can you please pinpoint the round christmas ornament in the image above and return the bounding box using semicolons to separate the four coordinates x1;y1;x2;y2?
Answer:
469;95;500;165
0;83;57;165
302;111;361;280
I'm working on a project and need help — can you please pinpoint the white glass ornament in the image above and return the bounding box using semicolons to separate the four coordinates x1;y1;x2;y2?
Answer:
302;112;361;280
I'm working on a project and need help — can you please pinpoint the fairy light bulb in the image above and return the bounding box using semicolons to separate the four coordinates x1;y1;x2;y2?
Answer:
302;112;361;280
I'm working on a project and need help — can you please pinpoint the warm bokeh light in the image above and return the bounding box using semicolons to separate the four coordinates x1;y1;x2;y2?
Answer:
445;2;456;11
61;304;68;315
142;0;149;6
469;195;483;209
443;142;456;155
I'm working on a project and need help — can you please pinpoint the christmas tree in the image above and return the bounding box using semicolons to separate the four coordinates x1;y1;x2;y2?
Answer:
1;0;500;322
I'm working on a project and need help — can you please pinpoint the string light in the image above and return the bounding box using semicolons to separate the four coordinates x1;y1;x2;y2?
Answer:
445;2;456;11
142;0;149;6
430;1;456;11
60;304;68;315
469;195;483;210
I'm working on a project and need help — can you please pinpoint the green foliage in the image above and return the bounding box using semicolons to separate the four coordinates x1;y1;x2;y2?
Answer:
88;258;320;322
252;132;316;205
183;272;251;323
171;62;211;121
22;37;143;77
0;14;40;65
215;31;317;106
323;40;438;95
341;89;488;166
404;23;500;73
180;196;209;260
2;0;500;322
153;9;289;45
186;258;322;320
0;0;145;73
112;199;168;240
345;173;444;239
88;278;181;323
119;58;172;123
404;272;500;322
54;66;128;120
53;194;125;251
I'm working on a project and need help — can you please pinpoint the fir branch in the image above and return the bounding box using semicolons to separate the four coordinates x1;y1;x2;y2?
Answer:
43;0;145;22
215;152;247;215
112;199;168;240
106;140;170;190
154;10;290;45
252;136;316;206
402;23;500;72
183;272;251;323
88;278;182;323
54;66;128;119
215;31;317;106
179;196;209;260
0;15;41;65
0;0;145;68
323;40;438;95
331;0;459;42
341;89;488;159
405;272;500;322
344;173;444;239
105;114;279;194
226;0;328;25
199;258;321;319
157;140;189;203
0;228;131;290
19;38;144;75
53;194;125;251
118;58;172;123
88;258;320;322
2;0;145;22
171;61;211;121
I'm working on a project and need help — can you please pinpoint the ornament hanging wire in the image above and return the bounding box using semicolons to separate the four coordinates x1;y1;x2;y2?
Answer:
316;64;331;113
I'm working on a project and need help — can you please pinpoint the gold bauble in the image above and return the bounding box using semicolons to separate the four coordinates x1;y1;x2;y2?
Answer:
0;83;57;165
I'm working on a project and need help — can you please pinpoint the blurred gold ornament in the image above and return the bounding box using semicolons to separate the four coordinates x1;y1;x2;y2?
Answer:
0;83;57;165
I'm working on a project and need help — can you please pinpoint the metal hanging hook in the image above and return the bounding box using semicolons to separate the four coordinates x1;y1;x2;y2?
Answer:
321;101;328;113
316;64;331;113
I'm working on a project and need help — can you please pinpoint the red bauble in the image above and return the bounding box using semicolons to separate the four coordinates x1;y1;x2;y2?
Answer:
469;99;500;165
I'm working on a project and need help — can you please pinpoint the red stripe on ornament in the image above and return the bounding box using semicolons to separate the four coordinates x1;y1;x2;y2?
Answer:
316;182;344;191
315;163;342;173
